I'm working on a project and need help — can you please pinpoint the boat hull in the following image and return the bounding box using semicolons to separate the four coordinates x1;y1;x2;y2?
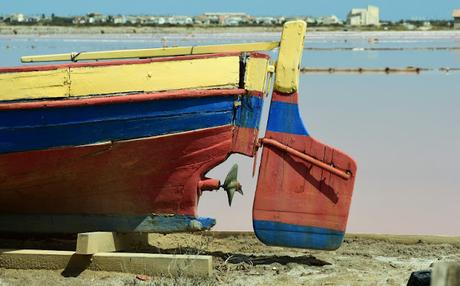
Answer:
0;125;233;216
0;88;264;233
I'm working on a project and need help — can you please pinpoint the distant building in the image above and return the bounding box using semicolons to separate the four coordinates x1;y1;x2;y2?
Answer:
73;13;107;24
201;12;250;25
402;22;416;30
112;15;127;25
347;5;380;26
144;17;166;25
126;16;141;25
87;13;107;24
454;10;460;29
254;17;276;25
419;21;432;31
9;13;25;23
317;15;342;25
304;17;316;25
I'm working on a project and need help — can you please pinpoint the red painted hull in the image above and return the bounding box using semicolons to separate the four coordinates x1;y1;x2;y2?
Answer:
254;132;357;232
0;126;236;216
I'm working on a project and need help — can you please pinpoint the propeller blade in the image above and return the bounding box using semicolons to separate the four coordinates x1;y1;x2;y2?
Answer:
223;164;238;187
222;164;243;206
226;188;235;206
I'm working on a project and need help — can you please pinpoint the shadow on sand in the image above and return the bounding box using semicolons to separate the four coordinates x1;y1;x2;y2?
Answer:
149;246;331;266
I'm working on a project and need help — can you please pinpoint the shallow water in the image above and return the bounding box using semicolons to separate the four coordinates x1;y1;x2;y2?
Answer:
1;32;459;235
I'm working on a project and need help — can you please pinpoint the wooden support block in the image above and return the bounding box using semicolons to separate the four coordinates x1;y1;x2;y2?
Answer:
76;232;121;255
92;252;212;277
76;232;152;255
0;249;76;270
0;249;213;277
432;262;460;286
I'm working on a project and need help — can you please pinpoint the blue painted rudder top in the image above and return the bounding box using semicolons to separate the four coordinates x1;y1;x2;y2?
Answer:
267;101;309;136
235;95;264;129
253;220;345;250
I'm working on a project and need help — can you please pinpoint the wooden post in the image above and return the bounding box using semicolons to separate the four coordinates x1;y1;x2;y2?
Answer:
274;20;307;94
432;262;460;286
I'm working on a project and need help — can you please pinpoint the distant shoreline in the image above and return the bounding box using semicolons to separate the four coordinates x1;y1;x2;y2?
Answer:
0;25;283;35
0;24;457;35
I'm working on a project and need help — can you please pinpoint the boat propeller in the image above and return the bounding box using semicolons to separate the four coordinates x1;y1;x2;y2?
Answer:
221;164;243;206
197;164;243;206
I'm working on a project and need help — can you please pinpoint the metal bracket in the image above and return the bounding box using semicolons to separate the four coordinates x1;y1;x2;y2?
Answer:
258;138;352;180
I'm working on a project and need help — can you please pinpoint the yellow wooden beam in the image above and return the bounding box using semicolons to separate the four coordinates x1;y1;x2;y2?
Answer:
244;57;270;93
21;41;280;63
69;56;240;97
0;69;70;101
274;20;307;94
0;249;213;277
192;42;279;55
0;56;240;101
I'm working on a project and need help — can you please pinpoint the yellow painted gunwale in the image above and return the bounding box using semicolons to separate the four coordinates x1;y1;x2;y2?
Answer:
0;56;241;101
0;69;70;101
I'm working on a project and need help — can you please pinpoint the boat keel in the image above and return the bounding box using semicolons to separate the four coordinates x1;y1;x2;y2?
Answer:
0;214;216;234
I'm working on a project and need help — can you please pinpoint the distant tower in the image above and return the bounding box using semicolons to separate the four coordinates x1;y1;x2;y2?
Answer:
366;6;380;26
347;5;380;26
454;10;460;29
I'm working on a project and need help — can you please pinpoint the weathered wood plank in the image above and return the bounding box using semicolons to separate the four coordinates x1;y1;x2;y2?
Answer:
274;20;306;93
244;56;270;93
0;69;70;100
76;232;121;255
432;262;460;286
0;56;240;101
76;232;154;255
69;56;240;97
20;41;279;63
0;249;213;277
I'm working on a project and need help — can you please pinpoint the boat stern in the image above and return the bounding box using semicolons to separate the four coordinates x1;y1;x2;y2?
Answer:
252;21;358;250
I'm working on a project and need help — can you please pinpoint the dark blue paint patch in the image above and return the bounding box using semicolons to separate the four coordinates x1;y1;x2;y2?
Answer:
234;95;264;129
0;213;216;233
253;220;344;250
0;96;236;154
266;101;309;136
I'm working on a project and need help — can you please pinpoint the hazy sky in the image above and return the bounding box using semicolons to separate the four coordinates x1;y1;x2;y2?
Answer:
0;0;458;20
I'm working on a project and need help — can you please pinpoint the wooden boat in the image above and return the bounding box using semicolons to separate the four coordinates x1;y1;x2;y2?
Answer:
0;21;357;250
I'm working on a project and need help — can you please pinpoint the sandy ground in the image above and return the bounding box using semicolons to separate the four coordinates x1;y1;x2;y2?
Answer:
0;232;459;285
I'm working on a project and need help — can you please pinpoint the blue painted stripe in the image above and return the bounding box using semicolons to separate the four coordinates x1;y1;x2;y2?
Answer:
0;96;234;129
267;101;309;136
0;214;216;233
253;220;344;250
0;96;236;154
235;95;264;129
1;111;233;154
